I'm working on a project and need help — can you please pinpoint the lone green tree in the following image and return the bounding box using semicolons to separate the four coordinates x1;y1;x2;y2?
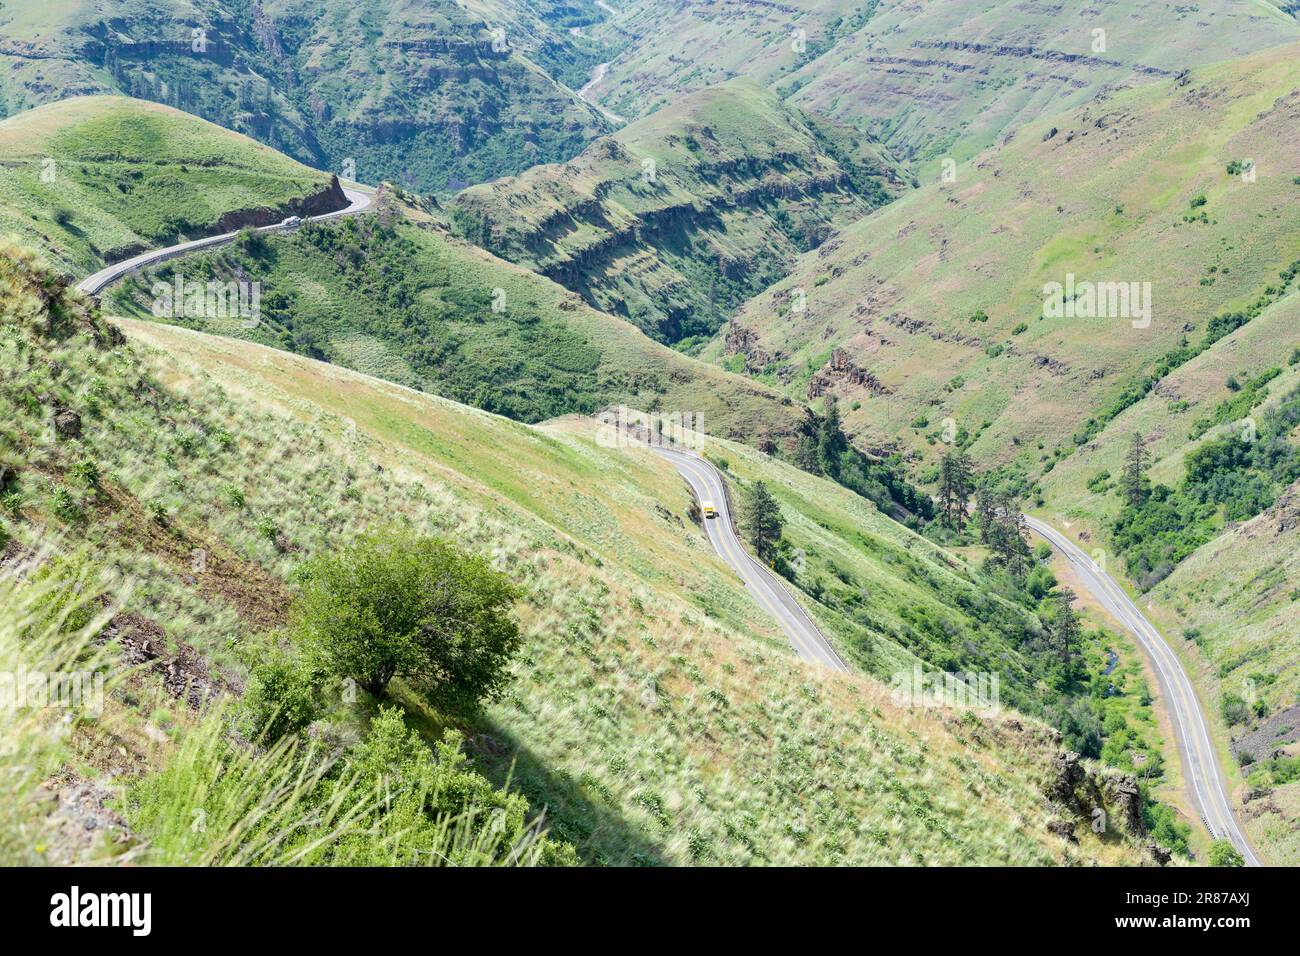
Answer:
293;529;520;708
740;480;784;565
1049;588;1082;667
939;450;974;530
1120;432;1150;508
817;399;848;479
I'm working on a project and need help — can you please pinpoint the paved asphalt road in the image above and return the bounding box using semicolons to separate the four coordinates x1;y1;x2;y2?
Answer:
651;445;850;673
1025;516;1262;866
76;186;373;297
649;443;1261;863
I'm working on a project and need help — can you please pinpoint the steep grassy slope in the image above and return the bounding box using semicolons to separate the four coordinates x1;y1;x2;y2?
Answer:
450;79;908;343
588;0;1298;164
0;242;1153;865
0;96;339;273
0;0;611;192
0;242;576;866
715;43;1300;479
1034;287;1300;864
102;190;808;442
123;328;1155;866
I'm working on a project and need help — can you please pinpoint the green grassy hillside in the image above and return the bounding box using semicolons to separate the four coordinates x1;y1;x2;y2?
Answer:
0;96;337;273
0;0;611;193
450;78;908;344
0;240;1154;865
715;42;1300;482
101;189;809;444
588;0;1298;164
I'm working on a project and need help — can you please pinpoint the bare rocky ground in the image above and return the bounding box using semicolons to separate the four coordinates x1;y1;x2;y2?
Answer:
36;772;137;865
1233;702;1300;764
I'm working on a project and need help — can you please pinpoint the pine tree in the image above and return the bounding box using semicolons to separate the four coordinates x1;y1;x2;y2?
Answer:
975;485;997;544
940;452;959;528
740;480;784;565
817;399;847;479
1005;507;1030;580
795;433;821;474
955;452;974;521
1120;432;1149;508
939;450;975;530
981;491;1030;580
1051;589;1082;666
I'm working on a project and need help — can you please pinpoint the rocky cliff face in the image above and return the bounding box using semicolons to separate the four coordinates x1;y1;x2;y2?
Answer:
1045;750;1169;864
450;79;908;343
215;175;349;233
0;0;610;193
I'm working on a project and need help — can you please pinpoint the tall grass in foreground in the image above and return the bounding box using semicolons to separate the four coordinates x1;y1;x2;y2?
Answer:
0;552;118;864
0;559;556;866
127;710;559;867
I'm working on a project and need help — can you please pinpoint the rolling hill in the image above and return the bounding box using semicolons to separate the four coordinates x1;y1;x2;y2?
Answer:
100;185;812;443
712;41;1300;481
450;78;909;344
0;94;813;447
586;0;1299;164
0;96;342;273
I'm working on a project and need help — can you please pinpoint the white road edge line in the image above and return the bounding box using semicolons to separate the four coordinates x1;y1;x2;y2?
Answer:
647;443;850;674
1024;515;1262;867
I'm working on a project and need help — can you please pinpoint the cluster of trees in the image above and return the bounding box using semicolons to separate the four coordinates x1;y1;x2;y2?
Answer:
937;449;974;529
934;449;1088;677
1110;388;1300;588
974;485;1032;579
795;399;934;522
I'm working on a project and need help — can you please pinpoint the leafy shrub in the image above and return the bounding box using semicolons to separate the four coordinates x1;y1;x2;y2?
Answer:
1144;799;1190;856
240;651;321;744
50;487;82;523
294;529;520;707
1221;692;1252;727
1207;839;1244;867
254;513;279;541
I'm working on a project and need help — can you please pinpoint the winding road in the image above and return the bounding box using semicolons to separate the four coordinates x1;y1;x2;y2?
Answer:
651;441;1260;864
69;169;1258;865
651;445;850;673
76;186;373;297
577;62;628;126
1025;516;1262;866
